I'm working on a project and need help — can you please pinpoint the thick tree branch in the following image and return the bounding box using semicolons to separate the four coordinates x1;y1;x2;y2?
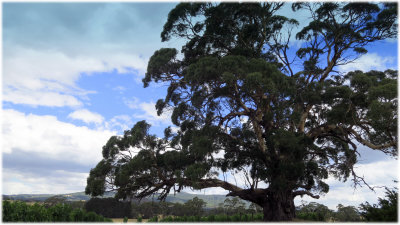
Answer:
349;129;397;151
226;188;269;205
298;105;313;133
182;178;243;193
292;190;320;199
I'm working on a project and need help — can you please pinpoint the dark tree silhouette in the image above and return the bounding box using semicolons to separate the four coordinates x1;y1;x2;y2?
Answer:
86;2;397;221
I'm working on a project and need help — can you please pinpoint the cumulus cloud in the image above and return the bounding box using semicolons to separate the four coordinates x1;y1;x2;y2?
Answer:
105;114;134;132
123;97;172;126
2;109;115;165
3;89;83;107
132;101;171;125
68;109;104;124
295;159;398;209
338;53;395;73
3;168;89;195
3;47;148;107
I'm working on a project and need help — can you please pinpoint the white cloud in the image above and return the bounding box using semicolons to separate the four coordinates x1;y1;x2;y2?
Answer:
113;86;127;94
3;46;148;108
338;53;395;73
183;187;228;196
68;109;104;125
124;98;172;126
295;159;398;209
105;114;134;132
2;109;115;165
134;101;170;123
3;89;83;107
123;96;141;109
353;160;398;187
3;169;89;195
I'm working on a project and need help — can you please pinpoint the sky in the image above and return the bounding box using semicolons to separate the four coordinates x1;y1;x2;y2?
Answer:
2;2;398;210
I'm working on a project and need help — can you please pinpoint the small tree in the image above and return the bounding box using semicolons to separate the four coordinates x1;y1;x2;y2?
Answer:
223;197;247;215
44;195;67;208
296;202;332;221
184;197;206;216
334;204;361;222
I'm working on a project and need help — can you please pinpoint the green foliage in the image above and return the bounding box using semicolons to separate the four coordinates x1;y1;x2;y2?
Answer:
44;195;67;208
2;200;111;222
70;208;85;222
123;216;128;223
296;202;333;221
223;197;247;215
334;204;362;222
183;197;207;216
85;197;131;218
148;216;158;222
360;187;398;222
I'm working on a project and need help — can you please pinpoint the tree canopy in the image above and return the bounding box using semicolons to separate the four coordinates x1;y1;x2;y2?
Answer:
86;2;397;221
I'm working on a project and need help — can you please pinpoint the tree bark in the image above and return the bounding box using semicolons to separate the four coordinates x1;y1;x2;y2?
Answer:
262;190;295;221
227;188;296;221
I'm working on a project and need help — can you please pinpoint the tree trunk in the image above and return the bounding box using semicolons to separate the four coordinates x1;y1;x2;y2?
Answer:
262;190;295;221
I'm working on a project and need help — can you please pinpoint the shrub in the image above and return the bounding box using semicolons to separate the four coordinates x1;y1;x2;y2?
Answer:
2;200;111;222
232;213;241;221
70;208;85;222
85;197;131;218
148;216;158;222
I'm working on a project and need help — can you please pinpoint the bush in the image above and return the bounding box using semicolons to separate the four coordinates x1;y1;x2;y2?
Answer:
148;216;158;222
160;216;173;222
137;216;142;222
70;208;85;222
2;200;111;222
85;197;131;218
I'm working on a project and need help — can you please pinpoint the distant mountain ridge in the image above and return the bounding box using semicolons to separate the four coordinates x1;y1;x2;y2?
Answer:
3;191;241;208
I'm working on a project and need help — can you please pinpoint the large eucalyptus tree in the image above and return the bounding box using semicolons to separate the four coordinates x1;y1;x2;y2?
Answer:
86;2;397;221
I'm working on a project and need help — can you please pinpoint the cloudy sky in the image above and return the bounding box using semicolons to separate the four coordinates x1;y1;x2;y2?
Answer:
2;2;397;209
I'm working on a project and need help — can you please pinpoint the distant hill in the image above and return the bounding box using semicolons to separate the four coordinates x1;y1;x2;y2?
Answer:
3;191;114;202
3;191;246;208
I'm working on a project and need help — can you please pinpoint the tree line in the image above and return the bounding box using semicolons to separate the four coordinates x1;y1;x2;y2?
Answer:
3;186;397;222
